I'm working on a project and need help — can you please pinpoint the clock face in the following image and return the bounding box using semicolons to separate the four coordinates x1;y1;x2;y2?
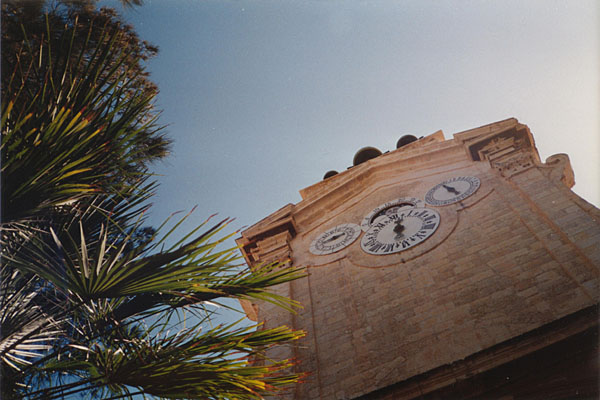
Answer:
310;223;362;255
425;176;480;206
361;207;440;255
361;197;425;232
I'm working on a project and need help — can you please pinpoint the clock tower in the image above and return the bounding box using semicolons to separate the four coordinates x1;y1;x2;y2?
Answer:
237;118;599;399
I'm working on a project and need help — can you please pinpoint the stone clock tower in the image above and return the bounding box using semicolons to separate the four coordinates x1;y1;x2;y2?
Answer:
237;119;599;399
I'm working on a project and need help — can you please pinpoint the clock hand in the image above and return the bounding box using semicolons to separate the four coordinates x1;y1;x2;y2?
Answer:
442;184;460;195
323;232;345;243
393;217;405;239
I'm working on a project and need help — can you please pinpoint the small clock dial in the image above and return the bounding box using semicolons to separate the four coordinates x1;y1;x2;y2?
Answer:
361;197;425;231
425;176;480;206
361;207;440;255
310;223;361;255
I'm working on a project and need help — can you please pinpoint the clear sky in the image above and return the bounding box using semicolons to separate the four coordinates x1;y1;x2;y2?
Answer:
109;0;599;249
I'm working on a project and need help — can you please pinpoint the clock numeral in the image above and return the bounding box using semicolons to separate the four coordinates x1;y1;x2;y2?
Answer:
426;176;480;207
369;243;383;253
311;223;361;255
361;207;440;255
415;209;429;218
414;231;427;239
423;214;437;222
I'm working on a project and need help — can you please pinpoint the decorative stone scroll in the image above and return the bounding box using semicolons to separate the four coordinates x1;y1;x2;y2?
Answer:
543;153;575;188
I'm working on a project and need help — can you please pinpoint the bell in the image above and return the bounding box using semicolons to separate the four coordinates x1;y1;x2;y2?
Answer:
396;134;418;149
353;146;382;166
323;170;339;180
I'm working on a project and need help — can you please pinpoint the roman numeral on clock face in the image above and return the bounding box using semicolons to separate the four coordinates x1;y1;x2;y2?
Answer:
425;176;481;207
310;223;361;255
360;207;440;255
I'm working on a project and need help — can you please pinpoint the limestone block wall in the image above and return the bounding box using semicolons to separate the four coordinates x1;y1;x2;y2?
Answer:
237;119;600;399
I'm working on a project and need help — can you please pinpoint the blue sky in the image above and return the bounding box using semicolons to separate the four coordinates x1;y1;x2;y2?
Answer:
109;0;599;247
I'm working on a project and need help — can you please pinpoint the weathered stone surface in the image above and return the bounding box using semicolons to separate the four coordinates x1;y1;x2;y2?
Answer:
237;119;600;399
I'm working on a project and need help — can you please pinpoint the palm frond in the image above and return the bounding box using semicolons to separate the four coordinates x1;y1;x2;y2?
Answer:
0;269;63;372
1;11;167;224
35;320;305;400
6;212;305;316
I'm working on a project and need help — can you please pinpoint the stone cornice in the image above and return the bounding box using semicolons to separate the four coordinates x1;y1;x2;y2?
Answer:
236;204;297;267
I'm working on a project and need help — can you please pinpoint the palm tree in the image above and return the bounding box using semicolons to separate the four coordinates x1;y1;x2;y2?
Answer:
1;5;305;399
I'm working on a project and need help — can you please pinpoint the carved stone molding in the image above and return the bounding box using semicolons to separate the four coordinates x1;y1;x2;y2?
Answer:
236;205;297;267
249;229;294;265
491;152;537;178
455;122;541;178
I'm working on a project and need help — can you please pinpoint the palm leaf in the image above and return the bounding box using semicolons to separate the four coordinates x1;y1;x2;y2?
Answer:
34;320;305;400
0;269;63;372
6;212;305;316
1;12;168;224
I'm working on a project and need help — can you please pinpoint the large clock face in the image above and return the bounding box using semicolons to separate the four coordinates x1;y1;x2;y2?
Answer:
310;223;361;255
425;176;480;206
361;197;425;232
361;207;440;255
